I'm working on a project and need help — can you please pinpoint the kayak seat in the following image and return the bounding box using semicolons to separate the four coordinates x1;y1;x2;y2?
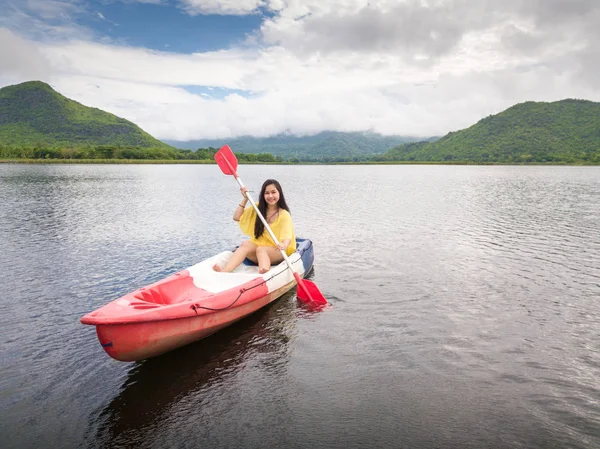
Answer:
134;289;164;304
134;275;208;305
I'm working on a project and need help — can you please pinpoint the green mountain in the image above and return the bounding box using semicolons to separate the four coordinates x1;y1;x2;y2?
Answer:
5;81;596;164
0;81;172;149
382;99;600;163
166;131;434;160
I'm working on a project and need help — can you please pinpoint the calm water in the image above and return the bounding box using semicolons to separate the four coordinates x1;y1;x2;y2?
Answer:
1;164;599;449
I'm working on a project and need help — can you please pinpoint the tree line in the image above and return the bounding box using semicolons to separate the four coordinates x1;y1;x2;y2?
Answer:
1;142;598;164
0;145;283;163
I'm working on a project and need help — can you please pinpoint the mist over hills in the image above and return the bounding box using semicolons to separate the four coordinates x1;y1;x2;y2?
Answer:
165;132;435;160
2;81;598;164
0;81;433;159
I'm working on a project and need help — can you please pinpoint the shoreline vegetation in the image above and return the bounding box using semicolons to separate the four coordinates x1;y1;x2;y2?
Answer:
1;144;599;166
1;158;598;166
0;147;283;164
1;141;599;166
1;145;599;166
2;139;599;165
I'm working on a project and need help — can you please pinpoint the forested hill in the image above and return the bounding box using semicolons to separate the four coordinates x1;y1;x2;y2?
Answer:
165;131;433;160
0;81;172;149
382;99;600;163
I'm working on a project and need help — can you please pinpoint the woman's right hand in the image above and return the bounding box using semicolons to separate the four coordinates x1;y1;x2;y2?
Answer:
234;187;249;221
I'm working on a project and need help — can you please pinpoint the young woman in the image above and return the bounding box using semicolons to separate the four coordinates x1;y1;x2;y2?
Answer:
213;179;296;274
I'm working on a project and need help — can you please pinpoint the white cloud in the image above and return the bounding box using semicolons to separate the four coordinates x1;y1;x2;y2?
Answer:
0;28;53;85
0;0;92;41
24;0;83;20
42;41;254;87
1;0;599;141
178;0;264;16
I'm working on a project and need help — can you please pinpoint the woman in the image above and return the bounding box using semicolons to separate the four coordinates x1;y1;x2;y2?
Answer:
213;179;296;274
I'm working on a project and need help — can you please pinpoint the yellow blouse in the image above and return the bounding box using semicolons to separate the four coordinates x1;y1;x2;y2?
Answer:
239;205;296;256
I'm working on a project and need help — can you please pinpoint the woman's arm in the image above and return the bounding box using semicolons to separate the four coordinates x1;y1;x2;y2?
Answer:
275;211;293;250
233;187;249;221
276;238;291;251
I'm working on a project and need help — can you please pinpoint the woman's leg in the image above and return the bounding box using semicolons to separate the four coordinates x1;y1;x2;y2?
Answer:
255;246;284;274
214;241;257;272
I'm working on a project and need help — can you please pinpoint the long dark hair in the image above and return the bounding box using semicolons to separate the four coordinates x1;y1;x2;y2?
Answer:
254;179;290;239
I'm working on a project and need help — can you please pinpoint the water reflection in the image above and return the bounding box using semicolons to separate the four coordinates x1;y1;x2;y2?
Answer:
91;293;298;447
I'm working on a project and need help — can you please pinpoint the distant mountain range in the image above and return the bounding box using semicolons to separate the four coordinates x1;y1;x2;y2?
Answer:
382;99;600;164
2;81;599;164
165;132;437;159
0;81;172;149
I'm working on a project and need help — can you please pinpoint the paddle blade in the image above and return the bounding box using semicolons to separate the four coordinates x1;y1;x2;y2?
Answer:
214;145;238;176
294;273;327;307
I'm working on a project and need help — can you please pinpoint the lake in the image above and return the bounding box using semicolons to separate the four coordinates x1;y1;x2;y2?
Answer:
1;164;599;449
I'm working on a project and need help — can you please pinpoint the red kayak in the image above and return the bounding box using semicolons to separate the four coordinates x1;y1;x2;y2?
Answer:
81;238;315;362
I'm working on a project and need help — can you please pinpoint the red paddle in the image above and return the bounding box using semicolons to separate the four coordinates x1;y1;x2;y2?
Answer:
215;145;327;307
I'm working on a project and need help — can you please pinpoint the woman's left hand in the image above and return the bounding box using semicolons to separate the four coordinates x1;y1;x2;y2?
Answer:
276;239;290;251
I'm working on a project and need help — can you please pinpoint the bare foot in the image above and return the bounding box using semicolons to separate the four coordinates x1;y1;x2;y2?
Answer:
212;264;222;272
258;267;269;274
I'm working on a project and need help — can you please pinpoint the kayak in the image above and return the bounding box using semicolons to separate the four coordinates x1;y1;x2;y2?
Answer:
81;238;315;362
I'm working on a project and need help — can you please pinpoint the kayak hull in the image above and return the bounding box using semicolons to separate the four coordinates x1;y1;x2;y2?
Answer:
95;282;296;362
82;238;315;362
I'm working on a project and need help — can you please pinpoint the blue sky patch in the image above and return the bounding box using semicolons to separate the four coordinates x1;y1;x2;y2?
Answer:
79;0;266;53
181;85;256;99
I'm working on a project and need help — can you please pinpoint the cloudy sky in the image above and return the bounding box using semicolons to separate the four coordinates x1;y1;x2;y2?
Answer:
1;0;599;141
